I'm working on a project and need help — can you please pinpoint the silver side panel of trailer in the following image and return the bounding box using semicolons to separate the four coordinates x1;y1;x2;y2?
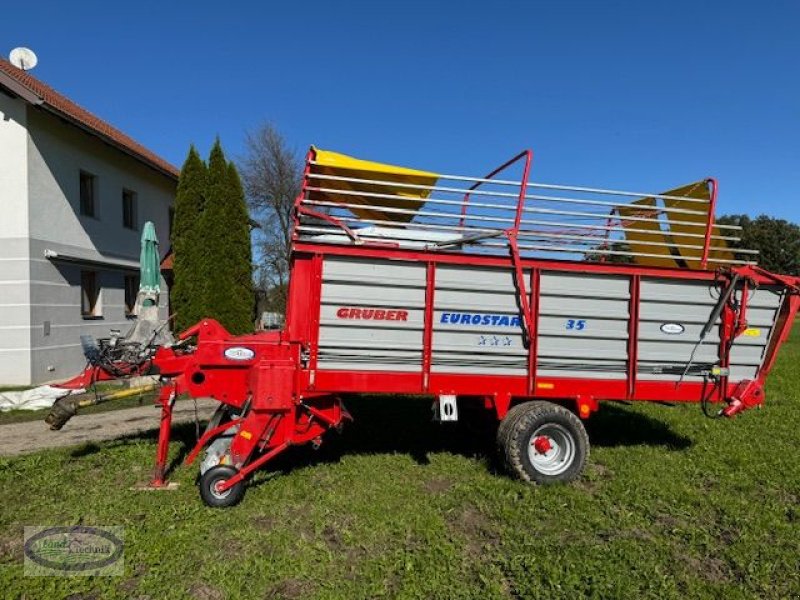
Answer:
318;257;426;371
317;256;783;384
537;272;630;380
637;279;783;382
433;265;529;375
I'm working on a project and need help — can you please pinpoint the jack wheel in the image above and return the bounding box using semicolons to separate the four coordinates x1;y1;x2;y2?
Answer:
199;465;245;508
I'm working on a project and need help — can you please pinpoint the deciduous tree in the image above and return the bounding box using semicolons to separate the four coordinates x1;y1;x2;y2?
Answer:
717;214;800;275
238;123;302;313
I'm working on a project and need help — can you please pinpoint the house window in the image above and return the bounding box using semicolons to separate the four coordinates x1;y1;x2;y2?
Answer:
122;189;138;229
81;271;101;318
80;171;96;217
124;274;139;315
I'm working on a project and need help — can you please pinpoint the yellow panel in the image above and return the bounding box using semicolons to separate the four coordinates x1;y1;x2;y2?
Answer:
661;181;733;269
618;180;733;270
617;197;680;268
309;148;440;223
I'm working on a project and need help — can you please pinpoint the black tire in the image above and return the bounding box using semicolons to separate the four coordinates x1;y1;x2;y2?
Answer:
498;401;589;484
495;402;532;459
199;465;245;508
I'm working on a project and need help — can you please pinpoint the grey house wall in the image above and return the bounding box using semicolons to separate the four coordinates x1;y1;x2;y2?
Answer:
0;97;175;385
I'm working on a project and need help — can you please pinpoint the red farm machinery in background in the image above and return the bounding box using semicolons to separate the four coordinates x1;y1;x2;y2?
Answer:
79;147;800;506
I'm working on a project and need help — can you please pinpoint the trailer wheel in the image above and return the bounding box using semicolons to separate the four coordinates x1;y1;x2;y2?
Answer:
199;465;245;508
499;401;588;484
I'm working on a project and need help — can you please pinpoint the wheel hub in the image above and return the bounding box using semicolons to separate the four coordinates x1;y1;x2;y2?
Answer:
527;424;576;476
532;435;553;455
212;478;231;499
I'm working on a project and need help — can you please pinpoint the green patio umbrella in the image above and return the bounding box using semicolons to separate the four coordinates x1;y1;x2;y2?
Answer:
139;221;161;303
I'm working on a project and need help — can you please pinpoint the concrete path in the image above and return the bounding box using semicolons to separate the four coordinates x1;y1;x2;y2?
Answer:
0;399;218;457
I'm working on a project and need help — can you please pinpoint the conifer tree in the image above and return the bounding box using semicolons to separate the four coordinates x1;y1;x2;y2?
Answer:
171;146;207;332
198;139;254;333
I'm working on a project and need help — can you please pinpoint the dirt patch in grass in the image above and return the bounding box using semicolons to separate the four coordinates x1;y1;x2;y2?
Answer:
654;512;684;531
321;517;368;576
423;476;454;494
448;505;500;556
64;593;99;600
252;515;278;532
574;461;613;494
0;528;23;563
119;563;148;595
685;556;731;584
189;582;226;600
264;578;315;600
322;524;344;550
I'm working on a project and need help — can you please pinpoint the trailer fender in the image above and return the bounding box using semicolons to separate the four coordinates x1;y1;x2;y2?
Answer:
492;393;513;420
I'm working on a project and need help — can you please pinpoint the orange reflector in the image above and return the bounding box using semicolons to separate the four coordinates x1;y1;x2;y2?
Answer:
239;430;253;440
579;404;591;418
536;382;555;390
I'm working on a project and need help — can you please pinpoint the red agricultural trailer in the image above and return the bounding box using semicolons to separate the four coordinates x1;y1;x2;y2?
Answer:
146;147;798;506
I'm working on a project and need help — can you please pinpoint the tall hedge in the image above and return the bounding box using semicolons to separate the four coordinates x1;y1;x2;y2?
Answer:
171;146;207;333
197;140;254;334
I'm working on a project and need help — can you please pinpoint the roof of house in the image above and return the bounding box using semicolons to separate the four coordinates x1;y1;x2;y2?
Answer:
0;58;179;179
160;247;174;271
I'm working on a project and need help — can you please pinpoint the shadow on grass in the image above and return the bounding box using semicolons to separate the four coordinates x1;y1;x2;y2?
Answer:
269;396;693;477
66;396;691;481
585;403;692;450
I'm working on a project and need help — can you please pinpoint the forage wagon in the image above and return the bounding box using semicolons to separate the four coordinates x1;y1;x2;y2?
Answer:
50;147;800;506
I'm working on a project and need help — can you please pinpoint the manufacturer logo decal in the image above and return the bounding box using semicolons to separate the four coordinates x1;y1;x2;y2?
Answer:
224;347;255;361
336;307;408;321
660;323;685;335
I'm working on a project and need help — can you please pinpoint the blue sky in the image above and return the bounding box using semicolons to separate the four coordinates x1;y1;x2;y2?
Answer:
3;1;799;220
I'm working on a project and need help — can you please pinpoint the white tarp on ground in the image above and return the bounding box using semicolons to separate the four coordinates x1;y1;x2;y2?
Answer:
0;386;84;412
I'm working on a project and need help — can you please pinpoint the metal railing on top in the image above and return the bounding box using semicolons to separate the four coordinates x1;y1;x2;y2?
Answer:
292;148;757;270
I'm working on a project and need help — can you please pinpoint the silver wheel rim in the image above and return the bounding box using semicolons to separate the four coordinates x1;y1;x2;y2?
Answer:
527;424;575;476
210;476;232;500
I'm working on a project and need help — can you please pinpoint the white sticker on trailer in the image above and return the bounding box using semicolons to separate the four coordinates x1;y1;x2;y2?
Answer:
660;323;685;335
224;347;255;361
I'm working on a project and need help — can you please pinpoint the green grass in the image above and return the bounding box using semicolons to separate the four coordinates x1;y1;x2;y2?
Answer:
1;329;799;599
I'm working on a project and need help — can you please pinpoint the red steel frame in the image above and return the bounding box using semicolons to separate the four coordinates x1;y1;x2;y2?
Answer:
145;149;800;489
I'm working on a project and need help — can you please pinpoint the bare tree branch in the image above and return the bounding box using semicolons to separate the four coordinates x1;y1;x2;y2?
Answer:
238;123;303;302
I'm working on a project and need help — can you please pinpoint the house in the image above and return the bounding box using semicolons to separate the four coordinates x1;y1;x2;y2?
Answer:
0;58;178;386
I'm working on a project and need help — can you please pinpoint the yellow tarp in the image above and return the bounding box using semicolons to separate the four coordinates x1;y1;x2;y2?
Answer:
619;180;733;269
308;147;440;223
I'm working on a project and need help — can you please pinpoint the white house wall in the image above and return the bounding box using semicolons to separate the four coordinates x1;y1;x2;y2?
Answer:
23;107;174;384
0;92;32;385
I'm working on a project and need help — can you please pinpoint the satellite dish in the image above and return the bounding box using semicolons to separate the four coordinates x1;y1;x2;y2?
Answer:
9;47;38;71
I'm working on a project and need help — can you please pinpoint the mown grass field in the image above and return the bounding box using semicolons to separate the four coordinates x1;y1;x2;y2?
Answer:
1;328;799;599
